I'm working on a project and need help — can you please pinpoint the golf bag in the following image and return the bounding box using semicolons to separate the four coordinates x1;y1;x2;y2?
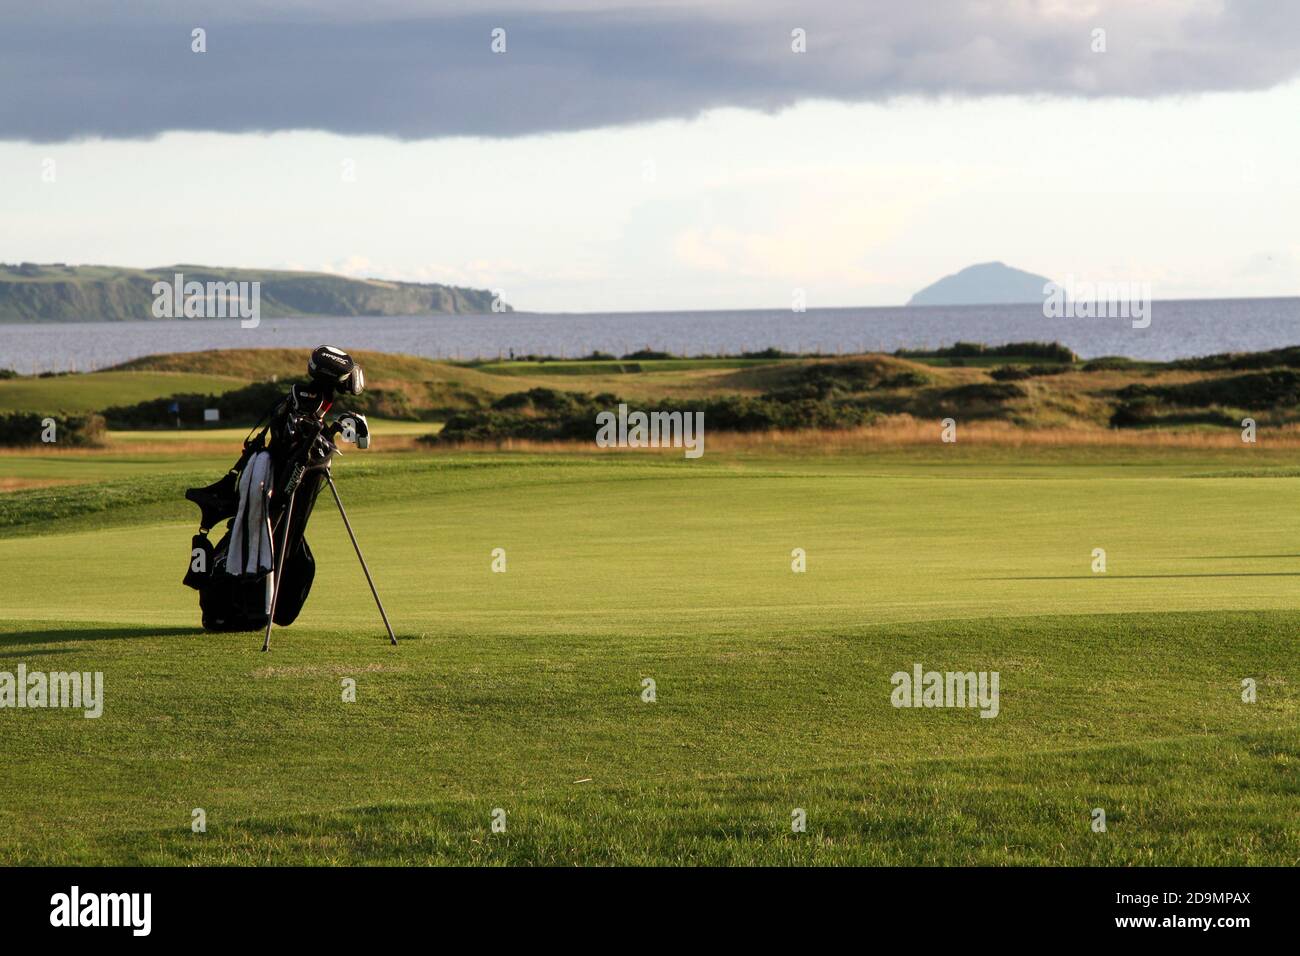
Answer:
183;346;366;632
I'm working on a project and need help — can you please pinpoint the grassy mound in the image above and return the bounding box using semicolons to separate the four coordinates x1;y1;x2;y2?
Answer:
4;342;1300;439
1111;371;1300;428
104;349;516;423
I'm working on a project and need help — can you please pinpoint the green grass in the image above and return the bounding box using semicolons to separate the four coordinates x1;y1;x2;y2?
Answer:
1;445;1297;865
0;371;248;414
469;357;784;376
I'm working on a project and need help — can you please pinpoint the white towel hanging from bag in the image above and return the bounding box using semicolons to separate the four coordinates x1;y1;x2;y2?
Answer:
227;450;274;577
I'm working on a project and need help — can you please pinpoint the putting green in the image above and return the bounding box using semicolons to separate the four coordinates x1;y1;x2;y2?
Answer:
1;450;1297;864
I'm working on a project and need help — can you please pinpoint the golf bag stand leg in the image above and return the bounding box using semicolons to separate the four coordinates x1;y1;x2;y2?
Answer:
325;473;397;645
262;485;298;652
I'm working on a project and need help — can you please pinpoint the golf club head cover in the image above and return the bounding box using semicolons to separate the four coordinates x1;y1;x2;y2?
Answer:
336;413;370;449
308;345;363;395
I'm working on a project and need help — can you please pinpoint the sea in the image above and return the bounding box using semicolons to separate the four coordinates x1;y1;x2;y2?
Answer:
2;297;1298;374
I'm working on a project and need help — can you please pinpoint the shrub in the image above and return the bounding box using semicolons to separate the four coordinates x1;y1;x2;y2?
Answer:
1082;356;1140;372
0;412;105;447
990;365;1031;381
897;341;1078;363
349;388;416;420
1109;371;1300;428
621;349;675;360
428;388;875;444
939;382;1026;405
492;387;589;413
102;381;286;428
1110;403;1239;429
1173;347;1300;372
991;364;1070;381
1109;398;1158;428
1120;371;1300;409
775;362;930;400
882;370;932;388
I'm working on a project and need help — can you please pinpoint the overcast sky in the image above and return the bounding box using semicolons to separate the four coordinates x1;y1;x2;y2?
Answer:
1;0;1297;310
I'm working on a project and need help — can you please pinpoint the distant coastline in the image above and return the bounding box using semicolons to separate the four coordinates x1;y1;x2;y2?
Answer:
0;263;507;322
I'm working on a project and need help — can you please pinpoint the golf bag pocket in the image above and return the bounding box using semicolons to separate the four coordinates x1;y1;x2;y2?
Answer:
183;533;214;590
198;531;314;631
200;530;270;631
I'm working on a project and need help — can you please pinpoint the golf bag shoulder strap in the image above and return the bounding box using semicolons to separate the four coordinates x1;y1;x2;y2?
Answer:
242;394;287;455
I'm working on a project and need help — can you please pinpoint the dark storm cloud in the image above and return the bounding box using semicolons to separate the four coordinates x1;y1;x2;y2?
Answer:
2;1;1298;143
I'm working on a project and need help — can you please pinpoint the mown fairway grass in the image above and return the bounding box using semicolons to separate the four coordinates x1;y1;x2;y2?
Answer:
0;442;1297;865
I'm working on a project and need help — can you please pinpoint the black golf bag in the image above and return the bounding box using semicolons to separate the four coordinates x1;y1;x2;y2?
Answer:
183;346;366;632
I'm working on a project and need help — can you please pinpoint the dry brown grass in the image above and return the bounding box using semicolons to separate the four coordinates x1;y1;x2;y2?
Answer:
0;444;111;457
0;477;79;492
0;440;225;457
418;416;1300;454
0;431;433;457
733;418;1300;450
5;417;1292;460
